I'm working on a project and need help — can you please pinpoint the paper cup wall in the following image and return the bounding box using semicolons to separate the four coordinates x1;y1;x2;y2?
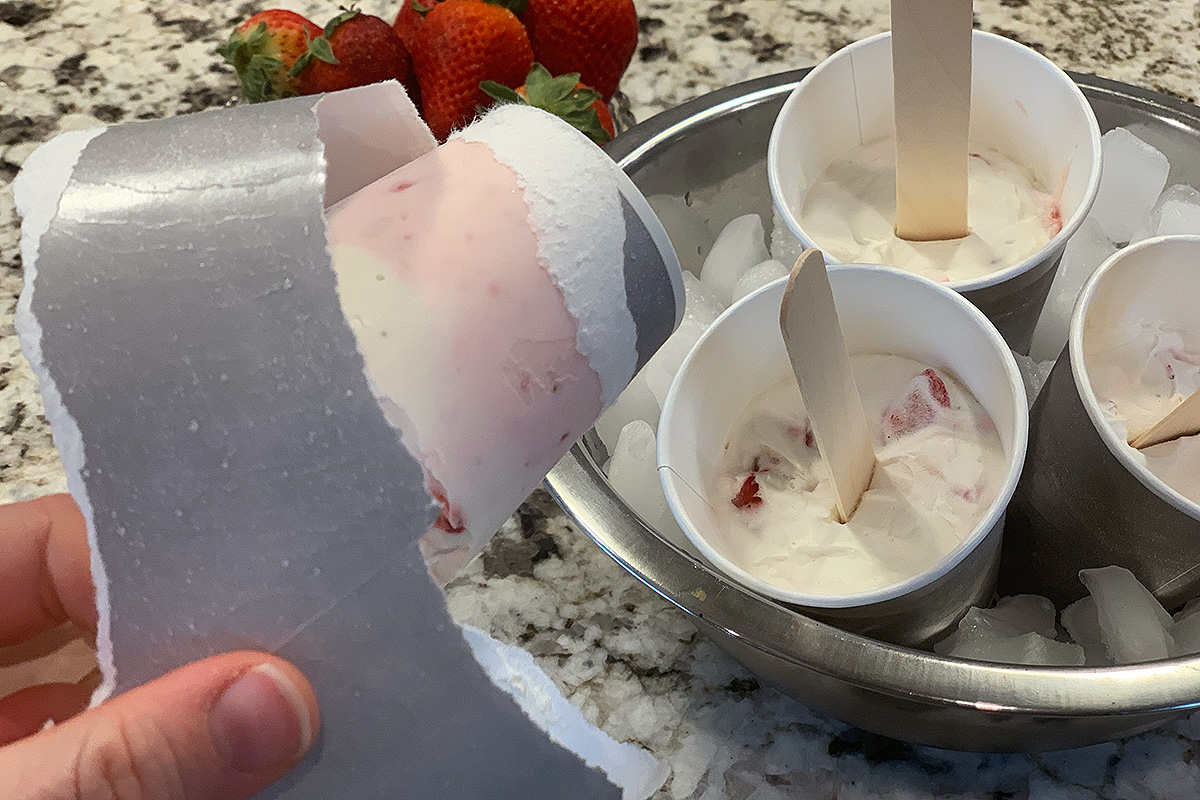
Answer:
1004;235;1200;609
14;82;679;800
767;31;1102;354
658;267;1028;646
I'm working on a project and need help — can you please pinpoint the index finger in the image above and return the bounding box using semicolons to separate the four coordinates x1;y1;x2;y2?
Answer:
0;494;97;645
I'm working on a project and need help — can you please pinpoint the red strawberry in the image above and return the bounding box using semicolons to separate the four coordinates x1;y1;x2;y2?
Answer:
393;0;442;53
482;63;613;144
522;0;638;102
412;0;534;140
295;9;412;95
732;473;763;510
922;368;951;408
218;9;321;102
883;369;953;439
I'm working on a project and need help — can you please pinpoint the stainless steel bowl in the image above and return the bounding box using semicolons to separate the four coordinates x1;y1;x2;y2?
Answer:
546;70;1200;753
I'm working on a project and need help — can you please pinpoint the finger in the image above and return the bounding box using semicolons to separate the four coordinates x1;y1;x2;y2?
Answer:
0;494;97;645
0;678;96;745
0;651;319;800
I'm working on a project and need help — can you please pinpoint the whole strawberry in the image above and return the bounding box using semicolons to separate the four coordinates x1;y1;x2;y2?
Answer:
296;8;412;95
412;0;534;140
483;63;613;144
218;9;321;102
522;0;637;102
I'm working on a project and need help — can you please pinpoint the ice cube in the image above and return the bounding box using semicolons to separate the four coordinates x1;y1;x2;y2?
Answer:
1090;128;1170;243
934;595;1057;656
1028;217;1117;362
1080;565;1174;664
595;374;660;455
647;193;715;276
606;420;692;549
641;272;725;406
770;206;806;267
682;269;727;325
607;420;668;524
987;594;1059;638
700;213;770;306
1129;184;1200;242
1061;595;1111;665
1171;612;1200;656
1156;198;1200;236
1012;353;1056;407
1175;597;1200;623
945;630;1085;666
730;259;789;304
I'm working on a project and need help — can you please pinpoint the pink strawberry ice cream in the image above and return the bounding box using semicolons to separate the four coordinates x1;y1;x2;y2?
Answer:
324;105;649;580
711;354;1006;596
798;140;1062;283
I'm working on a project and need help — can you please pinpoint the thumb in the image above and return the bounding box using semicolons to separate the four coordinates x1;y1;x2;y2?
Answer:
0;651;319;800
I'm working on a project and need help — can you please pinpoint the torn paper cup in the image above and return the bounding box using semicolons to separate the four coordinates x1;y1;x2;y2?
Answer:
15;82;679;799
768;31;1102;353
659;267;1027;646
1004;236;1200;609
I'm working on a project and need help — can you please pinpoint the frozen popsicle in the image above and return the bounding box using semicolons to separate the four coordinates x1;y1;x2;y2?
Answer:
325;104;682;580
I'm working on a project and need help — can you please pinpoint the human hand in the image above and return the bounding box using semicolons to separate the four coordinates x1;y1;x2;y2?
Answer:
0;494;320;799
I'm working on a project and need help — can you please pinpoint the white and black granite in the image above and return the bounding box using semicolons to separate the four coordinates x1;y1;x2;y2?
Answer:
4;1;1200;798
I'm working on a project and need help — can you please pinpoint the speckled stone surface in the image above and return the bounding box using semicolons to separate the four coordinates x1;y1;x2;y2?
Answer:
5;1;1200;798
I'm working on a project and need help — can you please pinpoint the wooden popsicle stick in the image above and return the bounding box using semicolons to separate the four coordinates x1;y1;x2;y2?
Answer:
779;249;877;523
1131;388;1200;449
891;0;973;241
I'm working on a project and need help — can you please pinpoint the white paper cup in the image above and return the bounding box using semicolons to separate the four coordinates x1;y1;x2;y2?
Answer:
658;266;1028;645
1004;236;1200;608
767;31;1102;354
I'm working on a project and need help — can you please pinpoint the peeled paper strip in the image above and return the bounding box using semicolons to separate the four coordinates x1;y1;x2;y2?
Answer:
15;82;680;799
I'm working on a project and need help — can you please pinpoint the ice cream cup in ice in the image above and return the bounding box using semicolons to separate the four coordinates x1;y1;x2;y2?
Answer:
1004;236;1200;609
768;31;1102;354
658;266;1028;646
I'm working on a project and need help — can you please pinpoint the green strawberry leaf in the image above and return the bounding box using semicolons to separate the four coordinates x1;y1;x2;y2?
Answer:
481;0;527;16
491;64;611;145
411;0;433;16
480;81;522;104
240;56;284;103
307;35;339;65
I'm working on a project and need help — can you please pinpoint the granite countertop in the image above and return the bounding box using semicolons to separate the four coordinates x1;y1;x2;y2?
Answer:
4;1;1200;798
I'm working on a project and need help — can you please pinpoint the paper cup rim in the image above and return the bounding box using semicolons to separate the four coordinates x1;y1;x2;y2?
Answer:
766;29;1103;294
658;264;1028;609
1069;234;1200;521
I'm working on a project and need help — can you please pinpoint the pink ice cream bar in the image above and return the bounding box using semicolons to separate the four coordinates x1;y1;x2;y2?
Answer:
326;104;683;580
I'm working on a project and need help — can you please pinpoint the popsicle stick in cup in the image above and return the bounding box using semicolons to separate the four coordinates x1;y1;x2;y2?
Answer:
891;0;973;241
779;249;877;523
1131;388;1200;450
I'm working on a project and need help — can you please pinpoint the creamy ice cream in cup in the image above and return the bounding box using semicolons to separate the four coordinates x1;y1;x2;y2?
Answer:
658;266;1027;646
768;31;1102;354
1005;235;1200;609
